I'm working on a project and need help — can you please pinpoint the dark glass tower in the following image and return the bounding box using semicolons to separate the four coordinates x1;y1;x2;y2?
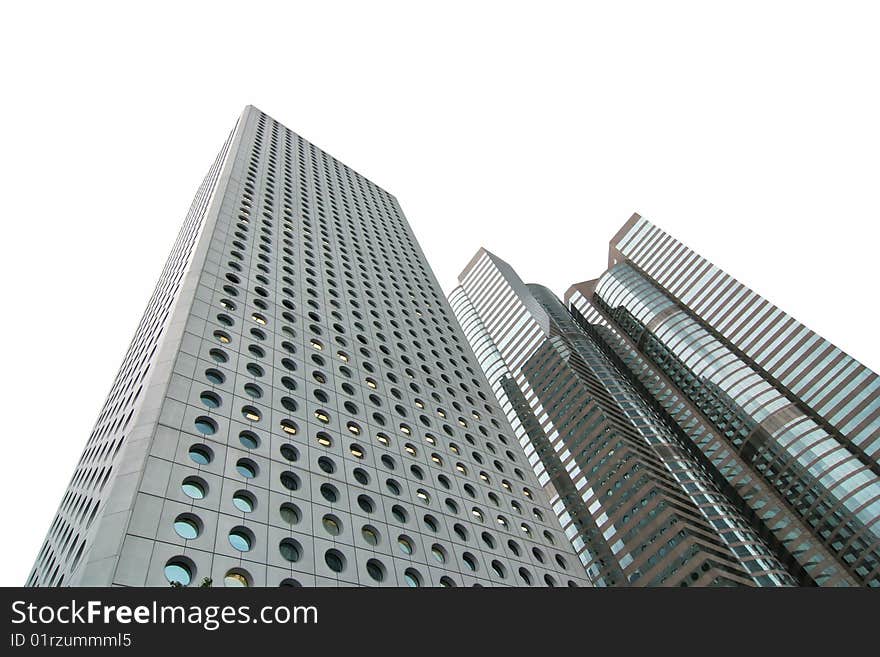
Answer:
26;106;589;588
453;215;879;586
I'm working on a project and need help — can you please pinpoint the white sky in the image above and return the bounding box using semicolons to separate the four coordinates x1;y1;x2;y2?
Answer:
1;1;878;586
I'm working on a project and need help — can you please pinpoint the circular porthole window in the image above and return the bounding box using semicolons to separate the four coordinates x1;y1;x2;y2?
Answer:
279;502;301;525
280;470;300;491
324;549;346;573
241;406;262;422
279;538;303;563
194;416;217;435
397;535;414;555
228;527;254;552
243;383;263;398
181;476;207;500
279;443;299;462
320;483;339;503
239;430;260;449
205;368;225;385
322;514;342;536
224;569;250;587
366;559;385;582
403;568;422;588
173;514;201;540
236;458;258;479
357;495;375;514
361;525;380;546
164;558;194;586
232;490;255;513
200;391;221;408
188;444;213;465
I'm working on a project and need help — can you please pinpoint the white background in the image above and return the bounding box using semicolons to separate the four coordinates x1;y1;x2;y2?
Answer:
1;1;877;586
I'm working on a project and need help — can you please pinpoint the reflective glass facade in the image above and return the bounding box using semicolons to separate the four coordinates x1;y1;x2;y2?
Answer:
453;250;793;586
455;214;879;586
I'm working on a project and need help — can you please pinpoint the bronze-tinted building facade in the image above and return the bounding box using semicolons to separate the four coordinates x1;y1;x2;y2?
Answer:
453;214;879;586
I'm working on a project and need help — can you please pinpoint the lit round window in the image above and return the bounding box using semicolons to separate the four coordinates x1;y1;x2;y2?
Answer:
431;544;447;563
242;406;262;422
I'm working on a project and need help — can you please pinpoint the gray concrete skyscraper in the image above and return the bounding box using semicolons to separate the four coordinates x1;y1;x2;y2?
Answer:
27;106;588;588
453;215;880;586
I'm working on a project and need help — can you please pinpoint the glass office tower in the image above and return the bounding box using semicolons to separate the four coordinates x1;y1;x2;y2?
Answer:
454;215;879;586
26;106;588;588
453;251;793;586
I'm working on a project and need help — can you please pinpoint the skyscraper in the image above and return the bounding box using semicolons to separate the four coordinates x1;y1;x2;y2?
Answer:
27;106;588;588
452;214;879;586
